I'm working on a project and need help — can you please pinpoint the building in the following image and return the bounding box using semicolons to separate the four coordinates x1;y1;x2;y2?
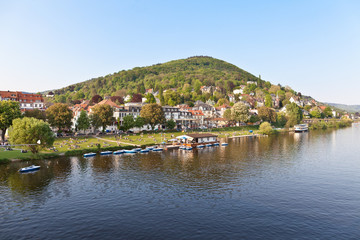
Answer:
176;133;218;147
0;90;44;110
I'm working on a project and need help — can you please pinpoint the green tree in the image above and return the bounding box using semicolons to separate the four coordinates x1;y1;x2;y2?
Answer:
275;112;287;128
258;106;277;123
0;101;22;142
123;115;135;131
231;102;249;123
286;103;303;127
90;104;114;132
9;117;55;154
46;103;73;132
259;121;274;135
140;103;165;130
134;117;145;129
145;93;156;103
76;110;90;133
24;109;46;121
310;109;322;119
223;109;232;121
166;119;176;130
323;107;332;118
265;94;273;108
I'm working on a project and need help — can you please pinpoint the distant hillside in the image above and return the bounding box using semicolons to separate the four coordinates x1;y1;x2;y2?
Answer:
325;103;360;113
50;56;305;106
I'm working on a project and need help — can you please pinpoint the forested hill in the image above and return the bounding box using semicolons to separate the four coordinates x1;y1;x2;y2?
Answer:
52;56;271;102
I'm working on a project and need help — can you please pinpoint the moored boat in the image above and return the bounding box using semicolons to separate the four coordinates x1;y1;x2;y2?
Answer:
124;150;137;154
152;148;163;152
84;152;97;157
294;124;309;132
197;145;205;148
206;143;213;147
19;165;40;173
221;143;228;146
213;143;220;146
140;149;150;153
113;150;125;155
185;147;193;150
100;151;113;155
133;148;142;152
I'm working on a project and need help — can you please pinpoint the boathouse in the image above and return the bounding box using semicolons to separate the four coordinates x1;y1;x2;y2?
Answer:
176;133;218;146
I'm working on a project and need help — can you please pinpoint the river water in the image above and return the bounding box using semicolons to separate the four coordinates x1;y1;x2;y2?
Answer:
1;125;360;239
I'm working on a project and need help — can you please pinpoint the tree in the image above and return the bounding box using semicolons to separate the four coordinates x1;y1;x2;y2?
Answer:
286;103;303;127
140;103;165;130
323;107;332;118
90;104;114;132
145;93;156;103
166;119;176;130
269;85;281;94
310;109;322;119
24;109;46;121
258;106;277;123
123;115;135;131
0;101;22;142
134;117;145;129
231;102;249;123
131;93;143;103
223;109;232;121
110;96;124;105
259;122;274;135
76;110;90;133
9;117;55;154
91;95;103;104
46;103;73;132
275;112;287;128
265;94;273;108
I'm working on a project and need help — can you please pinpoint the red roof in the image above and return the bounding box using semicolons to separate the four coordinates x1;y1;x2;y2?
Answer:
188;110;204;116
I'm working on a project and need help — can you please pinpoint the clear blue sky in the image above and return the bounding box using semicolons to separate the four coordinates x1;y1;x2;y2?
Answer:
1;0;359;104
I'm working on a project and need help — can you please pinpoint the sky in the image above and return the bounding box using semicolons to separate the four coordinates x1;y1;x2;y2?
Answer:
1;0;360;104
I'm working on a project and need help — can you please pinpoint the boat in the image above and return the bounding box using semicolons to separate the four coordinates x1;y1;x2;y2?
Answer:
19;165;40;173
213;143;220;146
146;147;154;151
100;151;113;155
84;152;96;157
140;149;150;153
124;150;137;154
152;148;163;152
185;147;193;150
294;124;309;132
197;145;205;148
221;143;228;146
206;143;213;147
113;150;125;155
133;148;142;152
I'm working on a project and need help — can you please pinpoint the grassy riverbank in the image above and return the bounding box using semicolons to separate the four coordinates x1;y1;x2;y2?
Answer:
0;126;261;162
308;119;353;130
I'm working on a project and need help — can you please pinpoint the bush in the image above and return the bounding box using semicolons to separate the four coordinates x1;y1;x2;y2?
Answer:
259;122;274;135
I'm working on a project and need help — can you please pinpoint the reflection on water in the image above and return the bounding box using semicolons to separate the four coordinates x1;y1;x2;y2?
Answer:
1;126;360;239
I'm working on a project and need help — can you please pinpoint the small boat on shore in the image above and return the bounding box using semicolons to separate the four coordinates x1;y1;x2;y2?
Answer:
185;147;193;150
100;151;113;155
19;165;40;173
133;148;142;152
221;143;228;146
197;145;205;148
146;147;154;151
140;149;150;153
213;143;220;146
113;150;125;155
206;144;213;147
84;152;96;157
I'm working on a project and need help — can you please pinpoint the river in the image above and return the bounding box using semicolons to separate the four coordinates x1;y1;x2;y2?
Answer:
1;125;360;239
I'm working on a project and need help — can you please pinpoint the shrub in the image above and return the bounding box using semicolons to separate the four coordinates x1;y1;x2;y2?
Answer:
259;122;274;135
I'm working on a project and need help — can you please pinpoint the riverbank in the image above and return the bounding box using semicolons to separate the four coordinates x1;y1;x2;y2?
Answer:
308;119;353;130
0;126;261;163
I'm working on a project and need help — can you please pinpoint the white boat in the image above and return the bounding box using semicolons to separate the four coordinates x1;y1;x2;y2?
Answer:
197;145;205;148
140;149;150;153
19;165;40;172
84;152;97;157
133;148;142;152
205;143;213;147
213;142;220;146
294;124;309;132
185;147;193;150
221;143;228;146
